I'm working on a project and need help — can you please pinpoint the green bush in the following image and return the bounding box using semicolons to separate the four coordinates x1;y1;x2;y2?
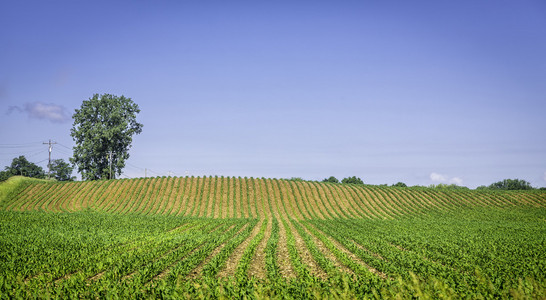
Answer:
487;179;533;190
322;176;339;183
341;176;364;185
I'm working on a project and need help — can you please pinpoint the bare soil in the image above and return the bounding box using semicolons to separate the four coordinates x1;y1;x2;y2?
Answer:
218;220;264;278
247;218;272;279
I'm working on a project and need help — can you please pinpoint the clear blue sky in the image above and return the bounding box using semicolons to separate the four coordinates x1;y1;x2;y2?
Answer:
1;1;545;188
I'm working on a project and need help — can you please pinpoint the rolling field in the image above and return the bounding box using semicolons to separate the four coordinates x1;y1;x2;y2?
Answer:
1;176;545;298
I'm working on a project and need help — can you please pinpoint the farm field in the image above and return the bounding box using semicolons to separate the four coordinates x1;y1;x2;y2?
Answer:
1;176;545;298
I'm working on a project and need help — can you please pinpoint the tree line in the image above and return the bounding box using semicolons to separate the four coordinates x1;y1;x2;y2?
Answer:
0;156;74;182
320;176;543;190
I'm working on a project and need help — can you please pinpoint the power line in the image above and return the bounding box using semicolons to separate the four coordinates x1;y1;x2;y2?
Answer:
53;148;72;156
0;148;44;157
36;158;49;164
126;162;145;171
0;145;43;149
147;169;161;176
26;149;47;159
0;142;42;147
57;143;73;150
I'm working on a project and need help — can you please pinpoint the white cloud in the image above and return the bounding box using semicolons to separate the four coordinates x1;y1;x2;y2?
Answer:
451;177;463;186
543;171;546;183
430;172;447;182
7;102;70;123
430;172;463;185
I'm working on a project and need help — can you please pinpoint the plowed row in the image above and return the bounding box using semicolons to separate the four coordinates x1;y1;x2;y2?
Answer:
1;177;545;298
2;207;545;298
4;176;545;218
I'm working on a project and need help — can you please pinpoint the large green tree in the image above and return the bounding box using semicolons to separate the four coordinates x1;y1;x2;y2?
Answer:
70;94;143;180
50;159;75;181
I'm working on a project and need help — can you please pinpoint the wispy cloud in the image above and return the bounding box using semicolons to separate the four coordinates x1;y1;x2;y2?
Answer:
7;102;70;123
430;172;463;185
543;171;546;183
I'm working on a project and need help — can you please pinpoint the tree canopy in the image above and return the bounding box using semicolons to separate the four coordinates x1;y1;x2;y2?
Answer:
0;156;45;181
50;159;75;181
428;183;469;190
322;176;339;183
341;176;364;185
482;179;534;190
70;94;143;180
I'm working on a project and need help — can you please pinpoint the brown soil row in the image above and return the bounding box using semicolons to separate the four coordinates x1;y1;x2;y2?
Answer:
7;177;546;218
247;218;273;279
218;219;263;278
297;220;354;276
284;219;328;279
309;224;388;279
276;219;296;279
186;223;247;279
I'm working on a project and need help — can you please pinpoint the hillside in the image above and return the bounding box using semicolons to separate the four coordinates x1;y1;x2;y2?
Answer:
1;176;546;298
2;176;545;218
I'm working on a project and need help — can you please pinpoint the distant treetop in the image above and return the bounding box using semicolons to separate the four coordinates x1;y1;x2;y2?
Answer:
322;176;339;184
341;176;364;185
483;179;534;190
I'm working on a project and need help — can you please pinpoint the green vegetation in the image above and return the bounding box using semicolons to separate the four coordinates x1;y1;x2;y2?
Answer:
477;178;534;191
49;159;75;181
322;176;339;183
0;176;47;203
70;94;143;180
341;176;364;185
428;183;470;190
0;156;45;182
0;176;545;298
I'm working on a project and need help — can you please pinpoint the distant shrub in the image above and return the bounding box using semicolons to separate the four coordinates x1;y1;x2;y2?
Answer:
487;179;533;190
392;182;407;187
322;176;339;184
288;177;304;182
428;184;469;190
341;176;364;185
0;171;11;182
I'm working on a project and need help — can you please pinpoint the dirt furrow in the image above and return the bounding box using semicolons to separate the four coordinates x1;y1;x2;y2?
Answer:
247;218;273;279
218;219;264;278
298;220;355;276
277;219;297;279
309;223;388;279
284;219;328;279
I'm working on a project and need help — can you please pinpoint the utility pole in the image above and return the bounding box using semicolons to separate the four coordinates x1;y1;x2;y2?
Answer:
43;140;57;179
145;168;147;178
108;151;113;180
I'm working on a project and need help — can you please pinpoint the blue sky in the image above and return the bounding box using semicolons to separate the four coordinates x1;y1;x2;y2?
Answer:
1;1;545;188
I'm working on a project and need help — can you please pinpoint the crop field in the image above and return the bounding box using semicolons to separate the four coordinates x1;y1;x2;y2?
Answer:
1;176;545;298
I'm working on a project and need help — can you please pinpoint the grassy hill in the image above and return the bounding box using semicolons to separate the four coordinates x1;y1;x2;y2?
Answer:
2;176;545;218
1;176;545;298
